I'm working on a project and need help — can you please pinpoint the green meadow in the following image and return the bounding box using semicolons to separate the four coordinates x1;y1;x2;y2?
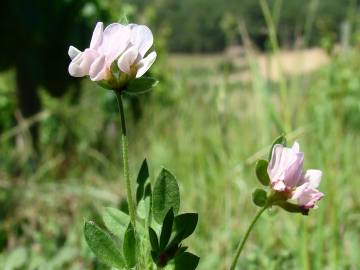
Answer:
1;46;360;269
1;0;360;269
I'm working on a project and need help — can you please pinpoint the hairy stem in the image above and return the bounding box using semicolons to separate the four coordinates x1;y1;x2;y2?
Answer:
115;92;137;227
230;206;267;270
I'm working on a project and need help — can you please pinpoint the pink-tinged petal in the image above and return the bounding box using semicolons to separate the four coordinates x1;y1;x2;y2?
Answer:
268;145;293;182
292;183;324;209
90;22;104;49
68;49;98;77
136;51;157;78
68;46;81;60
268;144;282;173
283;152;303;187
298;169;322;188
89;55;109;81
291;141;300;153
268;143;304;189
291;183;308;200
99;23;131;66
273;180;286;191
268;144;285;185
68;53;86;77
117;46;139;74
130;25;154;57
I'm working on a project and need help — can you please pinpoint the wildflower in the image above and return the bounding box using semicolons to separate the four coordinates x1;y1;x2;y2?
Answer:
68;22;156;89
268;142;324;209
117;24;157;79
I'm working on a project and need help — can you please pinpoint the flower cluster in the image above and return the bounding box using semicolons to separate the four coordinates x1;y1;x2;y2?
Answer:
68;22;156;89
253;137;324;215
268;142;324;210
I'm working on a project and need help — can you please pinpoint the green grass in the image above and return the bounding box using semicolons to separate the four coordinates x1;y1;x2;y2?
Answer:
1;47;360;269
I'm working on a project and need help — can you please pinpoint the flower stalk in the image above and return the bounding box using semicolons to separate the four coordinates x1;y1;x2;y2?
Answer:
230;206;267;270
115;92;137;228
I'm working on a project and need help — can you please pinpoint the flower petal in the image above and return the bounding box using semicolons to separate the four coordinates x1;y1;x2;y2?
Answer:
99;23;131;66
136;51;157;78
292;183;324;209
68;49;98;77
117;46;139;74
291;183;308;200
268;143;304;189
90;22;104;49
298;169;322;188
89;55;109;81
283;151;304;187
273;180;286;191
291;141;300;152
68;46;81;60
130;25;154;57
68;53;85;77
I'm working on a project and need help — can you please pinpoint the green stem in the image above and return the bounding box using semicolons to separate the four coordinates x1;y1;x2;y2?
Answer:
115;92;137;228
230;206;267;270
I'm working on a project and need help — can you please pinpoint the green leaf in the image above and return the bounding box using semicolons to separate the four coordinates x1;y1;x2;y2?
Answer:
174;252;200;270
152;168;180;224
136;159;150;203
148;227;159;252
151;250;158;262
173;213;198;242
255;160;270;186
137;159;149;185
268;134;287;161
144;182;152;198
137;196;151;220
160;208;174;250
102;207;130;239
252;189;268;207
5;247;27;270
84;221;125;269
175;246;188;257
123;223;137;268
125;77;158;95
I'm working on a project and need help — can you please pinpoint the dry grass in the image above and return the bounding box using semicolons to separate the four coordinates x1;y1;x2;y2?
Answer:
169;47;330;83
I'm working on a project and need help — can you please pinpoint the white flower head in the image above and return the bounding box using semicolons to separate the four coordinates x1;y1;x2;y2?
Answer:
68;22;157;88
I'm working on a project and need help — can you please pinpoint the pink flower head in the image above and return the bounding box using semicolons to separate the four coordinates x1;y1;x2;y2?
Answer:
68;22;156;83
117;24;157;79
268;142;324;209
292;170;324;209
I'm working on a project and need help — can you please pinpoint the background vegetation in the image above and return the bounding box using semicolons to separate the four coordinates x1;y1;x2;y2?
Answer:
0;0;360;269
128;0;357;52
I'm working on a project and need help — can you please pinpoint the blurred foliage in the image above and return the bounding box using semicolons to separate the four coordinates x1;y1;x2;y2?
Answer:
126;0;358;52
319;50;360;130
0;72;16;134
1;44;360;268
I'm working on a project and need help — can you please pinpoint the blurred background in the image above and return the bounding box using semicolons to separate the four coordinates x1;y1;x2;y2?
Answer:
0;0;360;269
